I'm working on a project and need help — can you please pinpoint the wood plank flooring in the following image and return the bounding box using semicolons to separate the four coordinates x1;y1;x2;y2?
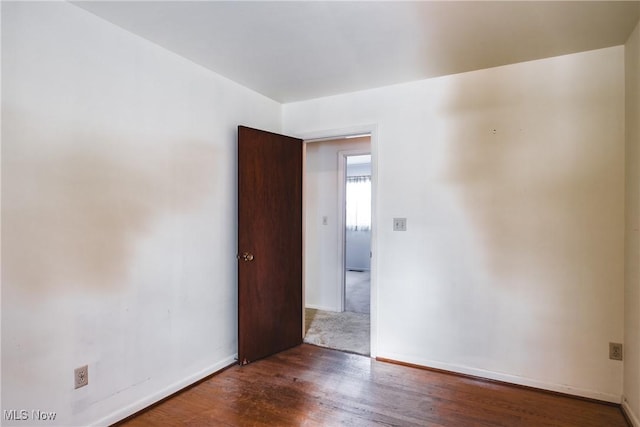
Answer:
117;344;628;427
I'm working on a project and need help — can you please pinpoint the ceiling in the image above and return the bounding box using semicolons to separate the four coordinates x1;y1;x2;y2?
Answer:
73;1;640;103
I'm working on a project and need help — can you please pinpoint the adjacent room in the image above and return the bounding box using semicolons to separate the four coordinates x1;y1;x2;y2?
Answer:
304;136;372;356
2;1;640;426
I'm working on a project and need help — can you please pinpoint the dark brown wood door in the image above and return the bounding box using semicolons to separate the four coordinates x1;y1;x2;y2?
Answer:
237;126;303;365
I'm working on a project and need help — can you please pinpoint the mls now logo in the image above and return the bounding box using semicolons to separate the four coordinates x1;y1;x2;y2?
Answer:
4;409;57;421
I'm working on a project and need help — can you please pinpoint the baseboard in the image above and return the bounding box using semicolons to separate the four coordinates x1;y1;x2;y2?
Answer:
92;354;237;426
623;398;640;427
377;351;621;404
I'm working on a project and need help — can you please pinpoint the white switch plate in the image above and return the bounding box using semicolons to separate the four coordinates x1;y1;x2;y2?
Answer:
393;218;407;231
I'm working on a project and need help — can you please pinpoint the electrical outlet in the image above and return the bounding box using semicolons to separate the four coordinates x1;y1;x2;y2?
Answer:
75;365;88;389
609;343;623;361
393;218;407;231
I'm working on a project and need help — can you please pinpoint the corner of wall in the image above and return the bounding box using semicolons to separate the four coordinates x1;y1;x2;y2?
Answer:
623;396;640;427
624;16;640;427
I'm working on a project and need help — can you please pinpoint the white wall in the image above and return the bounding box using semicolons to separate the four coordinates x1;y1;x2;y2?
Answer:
305;137;370;311
1;2;281;426
285;47;626;402
624;19;640;426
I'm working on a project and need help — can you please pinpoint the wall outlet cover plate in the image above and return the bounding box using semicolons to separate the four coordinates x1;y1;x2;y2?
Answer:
75;365;88;389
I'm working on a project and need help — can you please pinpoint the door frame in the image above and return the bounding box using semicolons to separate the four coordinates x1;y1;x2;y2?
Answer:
300;124;378;358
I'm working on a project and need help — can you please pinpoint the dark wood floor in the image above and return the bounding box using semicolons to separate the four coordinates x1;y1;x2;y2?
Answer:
117;344;628;426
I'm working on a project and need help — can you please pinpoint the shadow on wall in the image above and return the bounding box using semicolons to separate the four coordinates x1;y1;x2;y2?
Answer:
379;53;626;385
442;59;623;284
2;110;219;295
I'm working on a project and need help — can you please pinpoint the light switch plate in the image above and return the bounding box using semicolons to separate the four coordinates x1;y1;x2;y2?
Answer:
393;218;407;231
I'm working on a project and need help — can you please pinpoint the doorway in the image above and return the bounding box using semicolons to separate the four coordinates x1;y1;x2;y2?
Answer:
302;135;372;356
344;154;372;316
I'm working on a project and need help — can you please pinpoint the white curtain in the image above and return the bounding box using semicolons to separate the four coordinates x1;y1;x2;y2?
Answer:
346;175;371;231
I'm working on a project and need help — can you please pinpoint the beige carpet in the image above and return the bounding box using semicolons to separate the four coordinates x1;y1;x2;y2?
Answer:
304;308;370;356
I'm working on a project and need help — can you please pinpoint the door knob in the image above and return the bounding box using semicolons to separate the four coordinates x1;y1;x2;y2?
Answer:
237;252;254;262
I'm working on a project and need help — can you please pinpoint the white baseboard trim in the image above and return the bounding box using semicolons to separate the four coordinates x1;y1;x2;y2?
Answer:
92;354;237;426
623;398;640;427
305;304;340;312
377;351;621;404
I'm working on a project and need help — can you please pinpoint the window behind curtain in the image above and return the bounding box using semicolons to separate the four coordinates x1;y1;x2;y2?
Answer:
346;175;371;231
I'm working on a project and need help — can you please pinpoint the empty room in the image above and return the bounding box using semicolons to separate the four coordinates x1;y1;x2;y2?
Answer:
2;1;640;426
